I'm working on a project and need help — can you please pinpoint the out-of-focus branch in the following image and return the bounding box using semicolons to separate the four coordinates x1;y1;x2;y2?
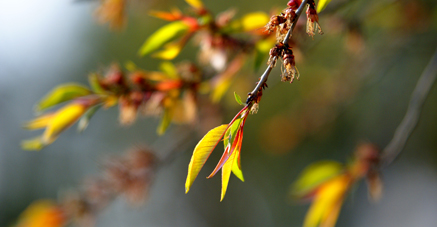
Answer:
246;0;309;104
381;48;437;167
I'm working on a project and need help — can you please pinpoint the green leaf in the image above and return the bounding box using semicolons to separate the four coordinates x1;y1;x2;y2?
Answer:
234;92;244;105
77;104;101;133
159;61;178;79
317;0;332;13
291;160;344;198
157;107;173;135
223;118;242;148
124;61;138;72
35;83;91;112
88;73;106;94
138;21;189;56
254;38;274;71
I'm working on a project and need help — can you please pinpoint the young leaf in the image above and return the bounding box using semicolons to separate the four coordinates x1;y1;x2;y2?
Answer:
88;73;106;94
234;92;244;105
303;175;348;227
138;21;189;56
185;0;204;10
292;161;344;199
185;124;228;193
35;84;91;112
317;0;332;13
159;61;178;79
220;144;239;201
152;41;184;60
231;149;244;182
254;38;275;71
240;12;269;31
157;107;173;135
211;77;231;103
77;105;101;133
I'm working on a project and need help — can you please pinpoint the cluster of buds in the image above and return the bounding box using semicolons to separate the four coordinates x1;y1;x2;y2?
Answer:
268;43;299;83
22;62;201;150
62;147;157;226
306;0;323;37
265;0;300;40
93;63;201;128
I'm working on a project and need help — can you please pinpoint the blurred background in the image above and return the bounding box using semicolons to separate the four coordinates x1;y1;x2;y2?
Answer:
1;0;437;226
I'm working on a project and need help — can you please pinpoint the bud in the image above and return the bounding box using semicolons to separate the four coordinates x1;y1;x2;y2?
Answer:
287;0;302;10
306;1;323;37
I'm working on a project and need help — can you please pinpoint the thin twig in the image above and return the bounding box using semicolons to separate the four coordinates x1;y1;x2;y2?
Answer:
381;48;437;167
246;0;309;104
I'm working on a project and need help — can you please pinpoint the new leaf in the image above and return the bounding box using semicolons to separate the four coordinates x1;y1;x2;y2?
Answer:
185;124;228;193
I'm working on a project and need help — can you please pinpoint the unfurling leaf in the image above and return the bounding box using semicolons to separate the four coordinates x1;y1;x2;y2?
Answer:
317;0;332;13
35;84;91;112
138;21;189;56
234;92;244;105
185;124;228;193
292;161;344;199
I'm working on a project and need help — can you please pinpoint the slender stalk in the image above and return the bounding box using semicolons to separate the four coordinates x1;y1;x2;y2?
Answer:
381;48;437;167
246;0;309;104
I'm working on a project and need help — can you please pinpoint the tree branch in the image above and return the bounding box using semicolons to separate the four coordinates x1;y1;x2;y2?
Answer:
246;0;309;104
381;47;437;167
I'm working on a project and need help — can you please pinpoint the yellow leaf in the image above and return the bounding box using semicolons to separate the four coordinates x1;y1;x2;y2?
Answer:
16;200;65;227
23;114;55;130
185;124;228;193
185;0;204;9
21;137;44;151
35;83;91;112
292;161;344;199
211;77;231;103
241;12;269;31
304;175;349;227
42;103;88;144
221;144;239;201
138;21;189;56
317;0;332;13
152;41;184;60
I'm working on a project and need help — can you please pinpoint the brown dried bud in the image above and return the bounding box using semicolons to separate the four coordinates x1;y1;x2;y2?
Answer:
265;15;286;33
306;5;323;37
281;47;299;83
284;8;296;20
